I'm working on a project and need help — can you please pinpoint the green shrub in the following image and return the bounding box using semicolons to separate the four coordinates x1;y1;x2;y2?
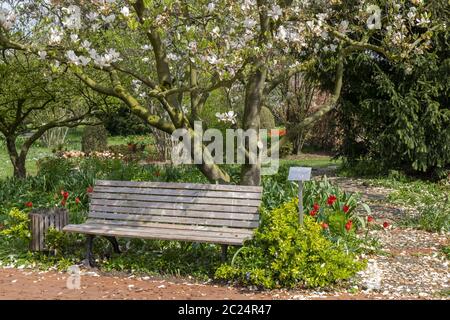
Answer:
280;141;293;158
102;105;152;136
0;208;31;244
215;198;366;289
81;125;108;153
260;106;275;129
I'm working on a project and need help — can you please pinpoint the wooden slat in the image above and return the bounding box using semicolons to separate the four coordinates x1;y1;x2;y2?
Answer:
86;219;255;235
95;180;263;193
93;186;262;200
91;192;261;207
90;198;259;214
88;212;259;229
89;205;259;221
63;224;247;245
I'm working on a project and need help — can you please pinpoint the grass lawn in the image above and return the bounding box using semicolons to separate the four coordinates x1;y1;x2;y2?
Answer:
0;127;112;180
0;127;340;180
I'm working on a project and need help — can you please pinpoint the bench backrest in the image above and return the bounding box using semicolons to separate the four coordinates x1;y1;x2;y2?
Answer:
88;180;263;230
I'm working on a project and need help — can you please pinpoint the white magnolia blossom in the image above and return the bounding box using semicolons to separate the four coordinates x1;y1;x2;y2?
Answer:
131;79;142;92
407;7;417;22
81;40;91;50
207;2;215;13
38;51;47;60
86;12;98;21
62;5;82;30
70;34;79;43
243;18;257;29
78;55;91;66
0;8;15;30
141;44;152;51
120;6;130;17
215;111;237;124
87;48;121;68
416;14;430;26
103;14;116;24
49;28;63;44
167;53;180;61
339;20;349;34
91;23;101;32
65;50;91;66
206;54;219;65
268;4;282;21
188;41;197;52
241;0;256;11
276;26;288;42
211;26;220;38
65;50;80;65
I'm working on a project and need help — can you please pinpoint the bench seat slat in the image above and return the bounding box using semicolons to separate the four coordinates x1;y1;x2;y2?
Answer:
86;219;255;235
90;199;258;214
63;224;248;245
89;205;259;221
88;212;259;228
93;186;262;200
91;192;261;207
95;180;263;193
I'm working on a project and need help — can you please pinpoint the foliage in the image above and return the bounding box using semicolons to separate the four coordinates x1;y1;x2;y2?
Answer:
0;208;31;245
279;141;294;158
102;105;152;136
442;246;450;260
215;199;366;289
336;30;450;177
81;125;108;153
260;106;275;129
363;177;450;232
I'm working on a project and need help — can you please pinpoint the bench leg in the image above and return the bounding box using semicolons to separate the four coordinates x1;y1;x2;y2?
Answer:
221;244;228;262
104;236;121;254
83;235;96;268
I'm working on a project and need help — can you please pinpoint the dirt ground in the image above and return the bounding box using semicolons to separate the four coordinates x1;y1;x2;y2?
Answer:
0;267;412;300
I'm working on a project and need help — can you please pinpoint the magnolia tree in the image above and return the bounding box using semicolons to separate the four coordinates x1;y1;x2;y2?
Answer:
0;0;444;185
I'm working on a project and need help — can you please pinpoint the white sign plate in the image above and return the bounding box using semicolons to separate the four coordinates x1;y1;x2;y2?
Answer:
288;167;312;181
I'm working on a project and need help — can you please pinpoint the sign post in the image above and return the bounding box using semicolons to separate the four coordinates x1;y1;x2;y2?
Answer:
288;167;312;225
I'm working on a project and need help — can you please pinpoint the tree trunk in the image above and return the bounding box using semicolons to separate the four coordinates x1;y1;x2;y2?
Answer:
12;157;26;179
5;136;27;179
239;68;267;186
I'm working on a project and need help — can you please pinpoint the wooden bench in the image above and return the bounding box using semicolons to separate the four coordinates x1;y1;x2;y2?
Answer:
63;180;263;266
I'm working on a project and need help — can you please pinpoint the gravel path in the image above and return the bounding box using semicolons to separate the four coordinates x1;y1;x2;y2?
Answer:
327;176;449;299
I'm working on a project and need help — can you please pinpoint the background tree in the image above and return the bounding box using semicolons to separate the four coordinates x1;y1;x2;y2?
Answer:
0;50;100;178
335;25;450;178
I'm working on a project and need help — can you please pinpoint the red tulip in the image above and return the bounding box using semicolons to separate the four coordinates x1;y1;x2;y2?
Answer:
25;201;33;208
86;186;94;193
383;221;390;228
367;216;374;223
75;197;80;205
321;222;329;229
309;210;317;217
313;203;320;211
327;195;337;206
343;205;350;213
345;220;353;232
61;199;67;207
61;190;69;199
